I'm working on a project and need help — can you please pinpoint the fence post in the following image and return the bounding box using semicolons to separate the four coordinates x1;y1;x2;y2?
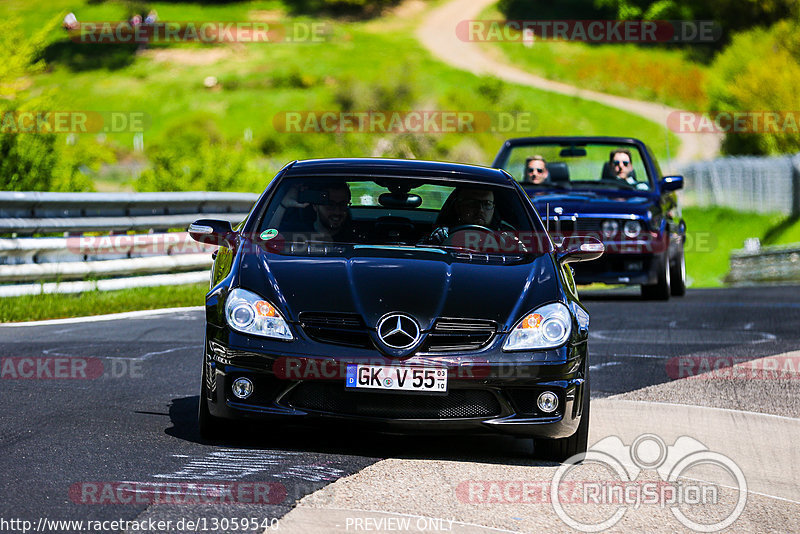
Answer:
792;154;800;218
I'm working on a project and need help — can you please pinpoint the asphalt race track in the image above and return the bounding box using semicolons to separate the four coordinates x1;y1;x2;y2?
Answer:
1;286;798;533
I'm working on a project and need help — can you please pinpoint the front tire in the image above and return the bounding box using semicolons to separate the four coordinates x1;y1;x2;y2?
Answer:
641;253;671;300
670;246;686;297
535;376;590;462
198;356;227;441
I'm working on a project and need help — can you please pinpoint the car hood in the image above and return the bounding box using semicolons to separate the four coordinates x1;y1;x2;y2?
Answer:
530;191;654;217
237;243;561;332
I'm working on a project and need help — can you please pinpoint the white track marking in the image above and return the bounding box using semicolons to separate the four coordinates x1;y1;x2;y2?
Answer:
0;306;203;327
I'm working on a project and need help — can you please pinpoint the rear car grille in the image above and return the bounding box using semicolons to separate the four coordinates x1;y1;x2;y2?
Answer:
285;382;501;419
546;217;603;235
423;318;497;352
299;312;371;348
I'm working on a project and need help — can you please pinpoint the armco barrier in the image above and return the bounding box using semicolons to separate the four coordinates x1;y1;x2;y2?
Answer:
727;243;800;285
677;153;800;215
0;192;259;297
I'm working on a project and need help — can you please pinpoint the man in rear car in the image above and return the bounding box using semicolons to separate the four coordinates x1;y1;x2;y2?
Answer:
523;155;549;184
610;148;636;186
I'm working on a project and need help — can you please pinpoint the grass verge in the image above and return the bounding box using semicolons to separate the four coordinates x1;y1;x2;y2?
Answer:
0;283;207;323
683;206;800;287
477;3;709;110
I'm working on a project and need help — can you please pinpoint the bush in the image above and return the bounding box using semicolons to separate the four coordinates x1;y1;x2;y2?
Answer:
0;16;64;191
0;117;59;191
707;19;800;155
135;115;262;192
52;139;116;192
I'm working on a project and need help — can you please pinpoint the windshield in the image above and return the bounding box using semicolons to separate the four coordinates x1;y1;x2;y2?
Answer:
256;176;550;255
497;142;653;192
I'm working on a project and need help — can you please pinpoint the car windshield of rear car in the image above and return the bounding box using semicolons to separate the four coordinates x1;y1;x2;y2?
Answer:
498;142;653;192
256;176;550;254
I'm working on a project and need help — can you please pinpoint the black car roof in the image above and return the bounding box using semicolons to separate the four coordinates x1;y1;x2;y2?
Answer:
282;158;515;186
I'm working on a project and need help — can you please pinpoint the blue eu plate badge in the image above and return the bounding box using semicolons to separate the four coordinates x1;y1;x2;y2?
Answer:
345;364;357;388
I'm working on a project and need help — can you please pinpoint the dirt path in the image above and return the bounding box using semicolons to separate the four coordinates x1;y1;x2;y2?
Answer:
416;0;722;164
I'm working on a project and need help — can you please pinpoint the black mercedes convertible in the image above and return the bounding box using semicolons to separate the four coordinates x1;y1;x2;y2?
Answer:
188;158;603;460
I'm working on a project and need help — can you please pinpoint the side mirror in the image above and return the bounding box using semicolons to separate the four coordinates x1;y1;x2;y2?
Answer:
557;236;604;264
188;219;234;247
661;175;683;192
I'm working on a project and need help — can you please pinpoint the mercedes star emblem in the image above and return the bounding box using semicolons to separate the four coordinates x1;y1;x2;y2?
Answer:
377;314;421;350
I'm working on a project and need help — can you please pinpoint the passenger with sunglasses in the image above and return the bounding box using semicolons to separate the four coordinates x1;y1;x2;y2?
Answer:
609;148;636;185
523;155;549;185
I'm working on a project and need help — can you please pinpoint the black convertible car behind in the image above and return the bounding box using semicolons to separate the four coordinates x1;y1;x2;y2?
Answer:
189;158;603;460
492;137;686;300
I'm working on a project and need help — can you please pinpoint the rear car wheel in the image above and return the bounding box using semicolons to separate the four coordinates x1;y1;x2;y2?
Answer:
641;253;671;300
198;355;227;441
670;246;686;297
535;375;590;462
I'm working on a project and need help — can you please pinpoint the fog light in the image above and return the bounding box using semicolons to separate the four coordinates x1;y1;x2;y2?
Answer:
232;377;254;399
537;391;559;413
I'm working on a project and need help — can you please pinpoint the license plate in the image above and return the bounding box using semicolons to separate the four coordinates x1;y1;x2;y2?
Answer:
345;365;448;392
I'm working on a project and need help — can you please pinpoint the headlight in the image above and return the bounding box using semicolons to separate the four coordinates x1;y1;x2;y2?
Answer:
503;302;572;351
602;220;619;238
225;288;293;340
623;220;641;238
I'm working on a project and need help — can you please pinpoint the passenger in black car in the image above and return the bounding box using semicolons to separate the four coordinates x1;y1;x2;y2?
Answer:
276;182;359;242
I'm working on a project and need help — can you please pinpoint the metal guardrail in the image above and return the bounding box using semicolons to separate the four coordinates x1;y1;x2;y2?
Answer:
678;154;800;215
727;243;800;285
0;192;259;297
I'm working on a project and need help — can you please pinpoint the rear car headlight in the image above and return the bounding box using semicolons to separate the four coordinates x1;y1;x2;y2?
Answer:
602;220;619;238
623;220;641;238
503;302;572;351
225;288;293;340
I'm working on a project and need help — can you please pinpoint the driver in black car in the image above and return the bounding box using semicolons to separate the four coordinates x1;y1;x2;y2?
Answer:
426;188;500;245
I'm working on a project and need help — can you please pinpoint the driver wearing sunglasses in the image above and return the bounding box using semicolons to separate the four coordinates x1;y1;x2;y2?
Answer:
610;148;636;185
523;155;549;185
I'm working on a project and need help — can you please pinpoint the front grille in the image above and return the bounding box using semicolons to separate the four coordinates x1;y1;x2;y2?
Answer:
285;382;501;419
546;217;604;235
452;252;525;263
299;312;372;348
423;318;496;352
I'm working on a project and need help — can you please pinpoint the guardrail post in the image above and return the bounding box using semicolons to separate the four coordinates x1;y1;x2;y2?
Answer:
792;154;800;218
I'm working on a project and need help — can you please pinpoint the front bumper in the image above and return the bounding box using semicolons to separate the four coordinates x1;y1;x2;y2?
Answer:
573;251;664;286
202;329;588;439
